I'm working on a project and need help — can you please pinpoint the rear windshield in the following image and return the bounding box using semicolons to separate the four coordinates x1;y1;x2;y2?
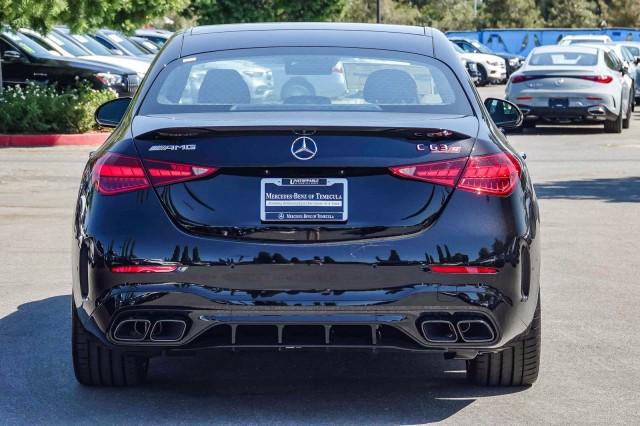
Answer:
624;45;640;57
139;47;473;116
529;51;598;66
567;39;604;45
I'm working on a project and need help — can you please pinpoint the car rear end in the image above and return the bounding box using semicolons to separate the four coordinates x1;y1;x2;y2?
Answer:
507;46;621;124
72;26;540;386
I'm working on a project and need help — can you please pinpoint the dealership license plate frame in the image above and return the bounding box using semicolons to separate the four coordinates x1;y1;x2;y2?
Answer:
260;178;348;223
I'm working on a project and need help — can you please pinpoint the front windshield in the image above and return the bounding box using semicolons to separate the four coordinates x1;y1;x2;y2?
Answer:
140;47;473;116
66;33;112;55
472;41;492;54
46;32;87;57
101;32;147;55
1;30;53;57
624;45;640;57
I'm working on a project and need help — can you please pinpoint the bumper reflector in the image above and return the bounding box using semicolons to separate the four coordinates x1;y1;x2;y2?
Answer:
430;265;497;274
111;265;178;273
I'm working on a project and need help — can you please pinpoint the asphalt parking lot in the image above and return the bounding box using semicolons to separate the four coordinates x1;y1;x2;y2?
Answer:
1;85;639;424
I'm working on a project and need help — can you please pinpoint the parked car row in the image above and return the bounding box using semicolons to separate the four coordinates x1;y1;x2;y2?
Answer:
505;34;640;133
0;26;172;96
447;37;524;86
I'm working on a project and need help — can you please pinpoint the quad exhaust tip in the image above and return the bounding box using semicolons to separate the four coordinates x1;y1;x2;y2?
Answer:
456;320;495;343
113;319;151;342
112;318;187;343
421;320;458;343
150;319;187;342
420;317;496;344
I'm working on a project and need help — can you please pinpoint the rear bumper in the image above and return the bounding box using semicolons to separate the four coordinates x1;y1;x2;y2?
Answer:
517;104;618;122
78;280;531;355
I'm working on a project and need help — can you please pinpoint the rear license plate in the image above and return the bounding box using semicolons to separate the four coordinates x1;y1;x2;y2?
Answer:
549;98;569;108
261;178;347;222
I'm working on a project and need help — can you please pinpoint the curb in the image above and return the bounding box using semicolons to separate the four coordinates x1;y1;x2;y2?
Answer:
0;133;109;147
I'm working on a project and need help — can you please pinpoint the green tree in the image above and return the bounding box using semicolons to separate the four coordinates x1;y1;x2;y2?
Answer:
605;0;640;26
481;0;544;27
547;0;599;27
185;0;344;25
340;0;421;24
422;0;478;31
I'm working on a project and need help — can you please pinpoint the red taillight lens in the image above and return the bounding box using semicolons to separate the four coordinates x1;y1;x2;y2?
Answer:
430;265;497;274
93;152;217;195
92;153;149;195
389;152;521;196
510;74;531;84
144;159;217;186
389;158;467;187
111;265;178;273
458;152;521;196
580;75;613;83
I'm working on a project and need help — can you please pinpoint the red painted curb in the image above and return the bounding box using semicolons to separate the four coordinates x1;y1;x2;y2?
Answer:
0;132;109;147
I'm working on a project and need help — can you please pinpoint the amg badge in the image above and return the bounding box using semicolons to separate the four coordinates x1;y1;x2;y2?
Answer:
148;144;196;151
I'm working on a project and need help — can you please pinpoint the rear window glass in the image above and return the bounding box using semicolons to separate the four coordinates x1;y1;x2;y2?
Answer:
139;47;473;116
529;51;598;66
567;39;604;45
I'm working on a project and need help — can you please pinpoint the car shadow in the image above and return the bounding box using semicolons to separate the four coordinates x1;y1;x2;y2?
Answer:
0;295;528;424
535;177;640;203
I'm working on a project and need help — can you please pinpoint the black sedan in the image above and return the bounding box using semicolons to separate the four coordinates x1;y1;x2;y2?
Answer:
0;29;140;96
72;23;540;387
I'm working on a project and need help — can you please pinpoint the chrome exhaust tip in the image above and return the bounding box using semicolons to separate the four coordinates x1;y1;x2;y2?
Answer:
456;320;495;343
150;319;187;342
587;106;606;116
113;319;151;342
421;320;458;343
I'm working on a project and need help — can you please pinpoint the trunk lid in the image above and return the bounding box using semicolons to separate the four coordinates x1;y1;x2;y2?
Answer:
132;113;478;242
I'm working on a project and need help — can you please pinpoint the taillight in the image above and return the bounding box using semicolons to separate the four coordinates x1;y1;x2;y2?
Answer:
92;153;149;195
510;74;531;84
389;152;521;196
511;74;613;84
92;152;217;195
389;158;467;187
143;159;217;186
458;152;521;196
580;75;613;83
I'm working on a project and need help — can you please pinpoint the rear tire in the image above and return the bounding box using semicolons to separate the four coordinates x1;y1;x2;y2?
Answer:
466;296;541;386
623;94;632;129
604;108;623;133
72;300;149;386
477;65;488;86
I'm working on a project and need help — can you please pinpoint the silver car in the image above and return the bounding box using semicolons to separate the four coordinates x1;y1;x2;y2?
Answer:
615;41;640;104
506;45;633;133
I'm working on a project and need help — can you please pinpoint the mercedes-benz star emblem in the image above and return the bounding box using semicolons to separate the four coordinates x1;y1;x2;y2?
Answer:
291;136;318;161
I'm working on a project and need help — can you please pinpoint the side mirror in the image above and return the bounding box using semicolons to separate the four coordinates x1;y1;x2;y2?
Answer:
484;97;523;130
635;56;640;66
622;64;629;75
2;50;23;62
95;97;132;128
